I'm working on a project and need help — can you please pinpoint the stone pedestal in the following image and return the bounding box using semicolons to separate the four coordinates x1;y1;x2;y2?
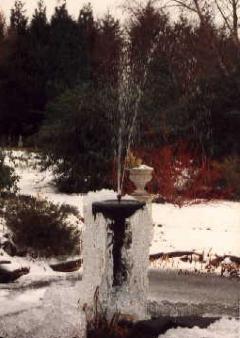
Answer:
82;197;152;320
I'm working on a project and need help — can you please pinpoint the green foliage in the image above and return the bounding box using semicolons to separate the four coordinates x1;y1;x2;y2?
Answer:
40;84;115;192
0;151;19;192
4;194;81;258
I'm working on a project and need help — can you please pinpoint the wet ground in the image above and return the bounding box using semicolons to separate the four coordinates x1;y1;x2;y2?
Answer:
0;269;239;318
148;269;240;318
0;269;239;337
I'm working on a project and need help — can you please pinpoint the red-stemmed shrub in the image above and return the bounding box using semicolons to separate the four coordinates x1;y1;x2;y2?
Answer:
124;143;232;206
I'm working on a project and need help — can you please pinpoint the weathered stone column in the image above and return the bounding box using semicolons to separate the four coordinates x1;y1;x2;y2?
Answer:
82;195;152;321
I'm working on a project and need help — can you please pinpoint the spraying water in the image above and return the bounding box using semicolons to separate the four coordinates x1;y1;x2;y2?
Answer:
116;33;161;198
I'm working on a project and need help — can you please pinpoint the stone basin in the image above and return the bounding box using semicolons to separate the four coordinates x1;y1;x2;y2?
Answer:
92;199;145;220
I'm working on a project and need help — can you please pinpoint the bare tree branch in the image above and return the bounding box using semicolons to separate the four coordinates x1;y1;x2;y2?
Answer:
169;0;230;76
214;0;240;47
214;0;232;31
169;0;198;13
232;0;239;42
192;0;207;23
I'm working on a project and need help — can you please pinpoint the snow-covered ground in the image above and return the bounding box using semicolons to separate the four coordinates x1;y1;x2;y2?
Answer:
151;201;240;256
161;318;240;338
6;151;240;253
150;200;240;277
4;150;85;214
4;150;240;277
0;150;239;337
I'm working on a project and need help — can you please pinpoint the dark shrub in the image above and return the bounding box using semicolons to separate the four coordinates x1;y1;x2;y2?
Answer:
0;151;19;193
214;156;240;200
39;84;115;193
4;195;81;258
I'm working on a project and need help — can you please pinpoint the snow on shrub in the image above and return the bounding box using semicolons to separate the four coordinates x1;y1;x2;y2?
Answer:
3;195;81;258
0;151;19;193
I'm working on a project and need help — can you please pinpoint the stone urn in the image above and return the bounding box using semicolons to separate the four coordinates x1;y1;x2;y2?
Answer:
129;164;153;202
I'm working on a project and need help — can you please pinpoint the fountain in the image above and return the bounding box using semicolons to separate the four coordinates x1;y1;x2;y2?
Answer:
82;193;153;321
81;161;154;321
79;32;160;330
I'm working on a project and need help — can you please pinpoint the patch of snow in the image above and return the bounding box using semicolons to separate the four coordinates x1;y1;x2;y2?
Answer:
0;281;86;338
14;287;46;304
161;317;240;338
151;202;240;257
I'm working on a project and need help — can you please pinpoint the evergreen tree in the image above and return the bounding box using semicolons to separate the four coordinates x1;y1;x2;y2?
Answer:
95;13;122;83
0;0;238;164
0;11;5;41
0;12;7;142
0;1;30;141
27;1;49;125
47;2;83;96
78;3;95;36
127;3;179;148
78;3;97;82
30;0;48;40
10;0;28;35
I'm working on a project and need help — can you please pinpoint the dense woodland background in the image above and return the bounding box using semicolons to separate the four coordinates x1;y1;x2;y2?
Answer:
0;0;239;200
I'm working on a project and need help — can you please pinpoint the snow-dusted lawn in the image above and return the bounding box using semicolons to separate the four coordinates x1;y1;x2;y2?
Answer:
151;201;240;257
3;150;240;277
4;150;85;214
150;201;240;277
